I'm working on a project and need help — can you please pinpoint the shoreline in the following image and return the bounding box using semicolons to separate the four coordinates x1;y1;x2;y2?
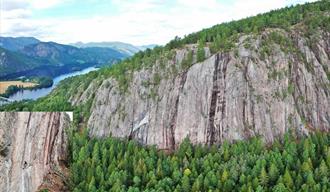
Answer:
0;79;53;98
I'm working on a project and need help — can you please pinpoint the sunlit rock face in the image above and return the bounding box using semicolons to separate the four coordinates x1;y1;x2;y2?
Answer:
0;112;70;192
72;29;329;150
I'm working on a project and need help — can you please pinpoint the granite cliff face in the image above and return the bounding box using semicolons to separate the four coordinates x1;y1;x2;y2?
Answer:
0;112;70;192
71;28;330;150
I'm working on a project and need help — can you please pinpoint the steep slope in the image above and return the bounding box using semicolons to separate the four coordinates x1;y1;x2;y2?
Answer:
66;1;329;150
0;37;40;51
0;112;70;192
0;47;47;77
74;28;329;150
1;1;329;150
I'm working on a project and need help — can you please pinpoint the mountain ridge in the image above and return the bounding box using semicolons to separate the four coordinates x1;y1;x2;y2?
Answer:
0;1;329;191
71;41;157;56
2;0;329;148
0;36;40;51
0;39;129;79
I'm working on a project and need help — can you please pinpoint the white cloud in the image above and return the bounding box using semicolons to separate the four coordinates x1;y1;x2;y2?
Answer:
1;0;29;11
0;0;318;45
1;0;66;10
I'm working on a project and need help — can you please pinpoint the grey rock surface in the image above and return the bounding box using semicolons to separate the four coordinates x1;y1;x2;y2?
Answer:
73;29;329;150
0;112;70;192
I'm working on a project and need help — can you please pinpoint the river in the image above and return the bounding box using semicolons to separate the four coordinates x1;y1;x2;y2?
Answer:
6;67;98;102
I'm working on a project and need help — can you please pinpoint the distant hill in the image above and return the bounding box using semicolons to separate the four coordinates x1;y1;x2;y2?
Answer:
0;39;129;79
0;37;40;51
0;47;46;77
20;42;127;65
137;44;158;51
71;41;157;56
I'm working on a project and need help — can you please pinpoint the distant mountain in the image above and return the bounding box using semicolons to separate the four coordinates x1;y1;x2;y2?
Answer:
71;41;157;56
0;37;40;51
0;39;129;79
137;44;158;51
0;47;46;77
0;37;154;80
20;42;127;65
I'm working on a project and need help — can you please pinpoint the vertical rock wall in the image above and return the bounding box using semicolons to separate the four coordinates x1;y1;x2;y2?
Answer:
0;112;70;192
77;29;329;150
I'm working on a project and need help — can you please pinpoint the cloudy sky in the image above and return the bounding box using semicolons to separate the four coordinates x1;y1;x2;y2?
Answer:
0;0;316;45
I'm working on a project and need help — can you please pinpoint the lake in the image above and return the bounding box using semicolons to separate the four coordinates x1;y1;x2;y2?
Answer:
7;67;98;102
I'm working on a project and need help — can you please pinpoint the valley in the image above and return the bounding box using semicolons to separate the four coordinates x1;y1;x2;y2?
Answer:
0;38;128;80
0;66;98;103
0;0;329;191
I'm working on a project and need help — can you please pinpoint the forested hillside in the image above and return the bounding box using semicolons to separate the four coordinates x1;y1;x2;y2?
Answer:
1;1;330;191
2;0;328;111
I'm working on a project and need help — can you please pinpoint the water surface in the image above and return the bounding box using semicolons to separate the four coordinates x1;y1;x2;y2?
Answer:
8;67;98;102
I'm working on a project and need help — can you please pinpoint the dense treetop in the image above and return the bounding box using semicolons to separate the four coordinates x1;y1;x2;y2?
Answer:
68;131;330;191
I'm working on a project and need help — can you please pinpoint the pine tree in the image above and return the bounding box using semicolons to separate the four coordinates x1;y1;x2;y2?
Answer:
182;175;191;192
269;163;279;184
283;169;294;189
208;171;217;187
196;39;206;62
184;168;192;177
326;148;330;167
156;159;163;178
172;170;182;184
223;148;230;162
191;178;201;192
318;160;328;178
239;174;246;185
95;165;103;185
92;142;100;164
259;167;268;187
221;169;229;183
301;160;312;176
88;177;97;192
135;159;147;177
133;176;141;187
306;172;316;186
272;183;289;192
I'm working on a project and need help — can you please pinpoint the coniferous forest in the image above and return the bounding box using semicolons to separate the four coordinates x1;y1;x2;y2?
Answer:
70;131;330;192
0;1;329;192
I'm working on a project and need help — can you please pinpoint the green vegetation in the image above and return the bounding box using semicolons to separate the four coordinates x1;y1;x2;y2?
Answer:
0;2;329;191
0;0;326;102
0;40;126;79
0;77;53;98
70;131;330;191
64;1;329;95
28;76;54;88
181;50;193;70
196;40;206;62
168;1;329;49
0;85;21;98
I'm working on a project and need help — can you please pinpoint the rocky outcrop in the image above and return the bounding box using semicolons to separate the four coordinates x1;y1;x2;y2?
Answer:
73;28;329;150
0;112;70;192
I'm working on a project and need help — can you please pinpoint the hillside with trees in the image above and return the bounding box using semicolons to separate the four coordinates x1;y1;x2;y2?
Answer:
1;1;330;191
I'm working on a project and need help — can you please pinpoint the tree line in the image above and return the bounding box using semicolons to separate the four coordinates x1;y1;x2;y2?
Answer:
69;130;330;191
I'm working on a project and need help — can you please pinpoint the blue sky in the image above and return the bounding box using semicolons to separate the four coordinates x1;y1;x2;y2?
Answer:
1;0;317;45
